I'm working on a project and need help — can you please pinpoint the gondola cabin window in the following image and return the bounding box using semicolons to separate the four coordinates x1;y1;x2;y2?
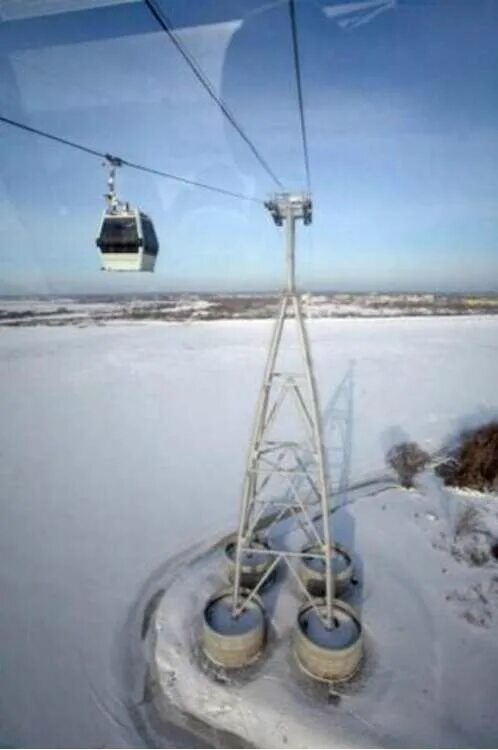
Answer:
99;217;140;253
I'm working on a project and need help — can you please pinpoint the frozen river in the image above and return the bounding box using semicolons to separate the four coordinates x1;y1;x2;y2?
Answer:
1;317;497;747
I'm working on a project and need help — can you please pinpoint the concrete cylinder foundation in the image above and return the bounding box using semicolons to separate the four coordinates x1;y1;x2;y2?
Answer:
298;542;353;598
293;599;363;682
202;589;266;669
224;537;276;589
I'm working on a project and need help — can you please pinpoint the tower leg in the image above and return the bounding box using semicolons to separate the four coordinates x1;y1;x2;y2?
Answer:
293;294;334;626
232;295;289;613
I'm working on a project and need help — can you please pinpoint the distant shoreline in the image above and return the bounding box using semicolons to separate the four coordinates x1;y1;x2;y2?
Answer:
0;292;498;327
1;292;498;327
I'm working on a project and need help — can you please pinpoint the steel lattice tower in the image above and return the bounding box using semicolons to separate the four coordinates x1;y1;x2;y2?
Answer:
232;193;336;627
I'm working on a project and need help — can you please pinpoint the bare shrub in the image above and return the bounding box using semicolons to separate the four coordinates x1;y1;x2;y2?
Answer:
451;505;496;567
436;422;498;492
454;505;480;539
386;442;430;488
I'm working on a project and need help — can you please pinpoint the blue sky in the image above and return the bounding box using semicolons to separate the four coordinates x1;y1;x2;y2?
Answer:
0;0;497;294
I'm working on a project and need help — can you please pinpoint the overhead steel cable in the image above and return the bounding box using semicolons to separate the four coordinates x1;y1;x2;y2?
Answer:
288;0;312;194
0;114;263;203
143;0;285;192
0;114;105;159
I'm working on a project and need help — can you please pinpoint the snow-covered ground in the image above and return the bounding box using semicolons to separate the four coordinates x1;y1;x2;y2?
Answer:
0;317;497;747
151;478;498;748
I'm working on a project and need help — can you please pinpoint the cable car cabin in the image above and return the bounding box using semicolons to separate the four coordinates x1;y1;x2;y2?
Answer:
96;208;159;272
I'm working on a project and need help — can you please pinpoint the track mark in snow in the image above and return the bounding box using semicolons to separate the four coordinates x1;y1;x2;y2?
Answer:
446;578;498;628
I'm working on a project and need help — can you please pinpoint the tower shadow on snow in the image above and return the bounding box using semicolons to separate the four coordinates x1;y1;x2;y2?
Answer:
321;360;363;610
261;360;362;612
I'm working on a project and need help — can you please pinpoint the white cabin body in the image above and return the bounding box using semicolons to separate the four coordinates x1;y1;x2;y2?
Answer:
96;207;159;272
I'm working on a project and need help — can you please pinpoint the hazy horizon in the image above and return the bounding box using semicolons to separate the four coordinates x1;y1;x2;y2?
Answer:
2;285;498;299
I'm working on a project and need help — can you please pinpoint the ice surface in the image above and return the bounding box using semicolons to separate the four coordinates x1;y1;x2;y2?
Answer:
0;316;497;747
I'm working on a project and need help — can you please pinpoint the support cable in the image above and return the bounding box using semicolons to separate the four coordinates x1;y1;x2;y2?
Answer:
288;0;312;193
0;114;263;204
143;0;285;191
